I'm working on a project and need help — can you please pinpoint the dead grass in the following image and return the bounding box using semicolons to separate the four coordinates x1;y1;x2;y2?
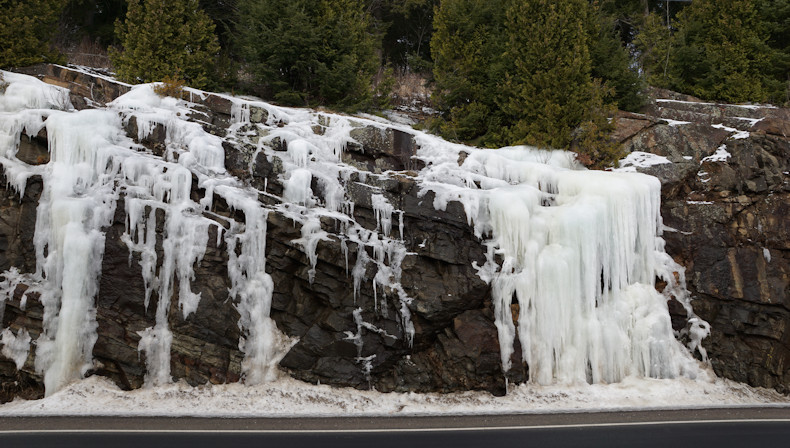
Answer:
153;76;187;99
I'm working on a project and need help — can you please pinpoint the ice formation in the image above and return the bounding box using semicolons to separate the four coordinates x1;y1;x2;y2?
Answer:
0;68;709;396
416;142;710;384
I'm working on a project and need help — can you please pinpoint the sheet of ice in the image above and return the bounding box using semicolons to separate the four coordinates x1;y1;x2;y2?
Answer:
283;168;314;205
121;159;214;386
1;73;255;393
220;189;291;384
0;70;72;112
0;373;787;417
371;194;394;236
31;109;132;396
1;69;723;403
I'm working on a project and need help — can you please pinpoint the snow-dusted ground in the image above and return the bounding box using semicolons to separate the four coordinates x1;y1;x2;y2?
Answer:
1;372;788;417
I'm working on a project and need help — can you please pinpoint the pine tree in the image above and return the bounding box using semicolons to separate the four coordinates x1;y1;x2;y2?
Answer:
495;0;613;152
668;0;774;103
589;3;645;112
110;0;220;89
236;0;378;110
633;11;674;89
431;0;621;167
0;0;65;69
380;0;438;72
757;0;790;105
430;0;508;142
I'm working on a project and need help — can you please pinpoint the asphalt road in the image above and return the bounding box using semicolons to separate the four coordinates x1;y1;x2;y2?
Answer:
1;407;789;448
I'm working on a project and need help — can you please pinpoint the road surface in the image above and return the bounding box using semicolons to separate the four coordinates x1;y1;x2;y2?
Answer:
1;407;789;448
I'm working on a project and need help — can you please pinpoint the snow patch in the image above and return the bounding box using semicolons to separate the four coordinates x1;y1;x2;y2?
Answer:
615;151;672;172
712;123;750;140
702;145;731;163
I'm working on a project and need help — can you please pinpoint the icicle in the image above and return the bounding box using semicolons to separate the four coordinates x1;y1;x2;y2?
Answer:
484;169;706;384
371;194;394;237
417;137;709;386
31;109;124;396
398;211;404;241
118;158;214;386
231;101;250;124
352;247;370;303
292;216;329;284
287;139;311;168
341;239;349;275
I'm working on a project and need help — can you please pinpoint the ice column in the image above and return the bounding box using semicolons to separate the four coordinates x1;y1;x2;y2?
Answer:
33;110;124;395
221;190;282;384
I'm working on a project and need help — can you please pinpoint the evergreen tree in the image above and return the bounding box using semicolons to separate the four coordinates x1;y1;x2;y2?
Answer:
757;0;790;105
110;0;220;89
670;0;773;103
589;3;645;112
431;0;622;167
496;0;612;152
62;0;127;45
379;0;438;72
430;0;508;142
236;0;379;110
0;0;66;69
633;10;674;89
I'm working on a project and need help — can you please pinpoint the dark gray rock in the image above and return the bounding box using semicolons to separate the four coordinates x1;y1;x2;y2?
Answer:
345;125;424;173
620;93;790;393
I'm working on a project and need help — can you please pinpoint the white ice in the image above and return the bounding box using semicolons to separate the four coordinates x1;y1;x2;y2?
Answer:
1;327;31;369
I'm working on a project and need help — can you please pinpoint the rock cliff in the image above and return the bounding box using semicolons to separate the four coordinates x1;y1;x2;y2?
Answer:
0;65;525;402
615;90;790;392
1;65;787;403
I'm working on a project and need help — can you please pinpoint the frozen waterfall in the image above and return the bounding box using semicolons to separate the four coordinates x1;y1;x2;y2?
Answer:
0;69;709;396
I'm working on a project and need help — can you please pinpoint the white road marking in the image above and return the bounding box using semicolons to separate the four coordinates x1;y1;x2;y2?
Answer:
1;419;790;434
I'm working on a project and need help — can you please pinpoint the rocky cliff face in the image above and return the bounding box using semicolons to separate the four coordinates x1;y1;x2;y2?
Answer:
615;91;790;392
1;65;526;402
1;66;787;403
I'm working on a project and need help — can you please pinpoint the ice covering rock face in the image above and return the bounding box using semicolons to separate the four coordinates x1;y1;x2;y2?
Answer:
616;93;790;392
0;65;773;403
